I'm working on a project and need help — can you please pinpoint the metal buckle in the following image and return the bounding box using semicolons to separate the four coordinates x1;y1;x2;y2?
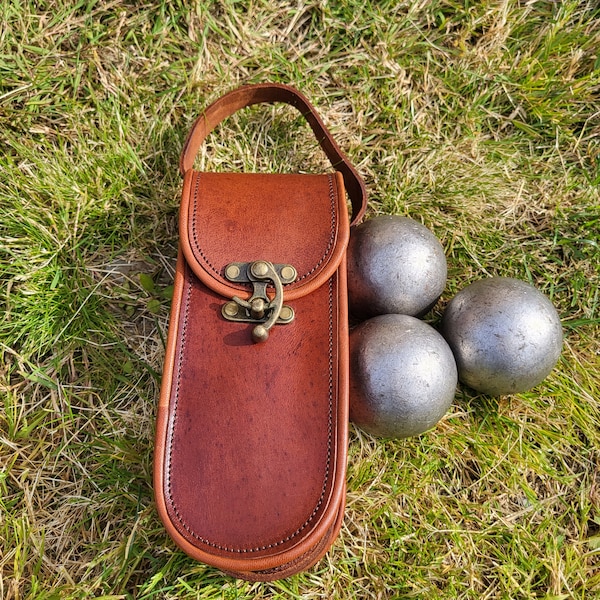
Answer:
221;260;297;343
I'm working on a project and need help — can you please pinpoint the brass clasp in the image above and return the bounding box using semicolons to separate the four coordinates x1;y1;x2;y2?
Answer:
221;261;297;343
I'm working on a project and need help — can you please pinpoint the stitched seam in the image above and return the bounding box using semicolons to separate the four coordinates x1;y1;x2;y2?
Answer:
190;173;222;279
189;173;337;284
165;268;192;530
165;268;336;554
247;525;331;577
294;174;337;282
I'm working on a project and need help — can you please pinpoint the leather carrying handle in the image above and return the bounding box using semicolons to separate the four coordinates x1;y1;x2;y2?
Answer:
180;83;367;225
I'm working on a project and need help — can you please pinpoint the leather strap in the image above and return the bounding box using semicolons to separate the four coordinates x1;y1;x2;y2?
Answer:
180;83;367;225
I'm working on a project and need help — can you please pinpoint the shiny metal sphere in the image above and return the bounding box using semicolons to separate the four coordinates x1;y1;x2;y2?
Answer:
441;277;563;396
350;314;457;439
347;216;447;318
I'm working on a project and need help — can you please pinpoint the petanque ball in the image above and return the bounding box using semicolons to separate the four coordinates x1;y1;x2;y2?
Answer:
347;215;447;318
441;277;563;396
349;314;458;439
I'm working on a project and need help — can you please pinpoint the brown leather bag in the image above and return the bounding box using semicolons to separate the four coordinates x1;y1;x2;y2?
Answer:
154;83;367;581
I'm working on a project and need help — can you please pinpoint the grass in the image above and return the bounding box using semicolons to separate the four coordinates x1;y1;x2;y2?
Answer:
1;0;599;598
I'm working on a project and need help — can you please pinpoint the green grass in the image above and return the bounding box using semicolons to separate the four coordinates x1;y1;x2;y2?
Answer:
1;0;599;598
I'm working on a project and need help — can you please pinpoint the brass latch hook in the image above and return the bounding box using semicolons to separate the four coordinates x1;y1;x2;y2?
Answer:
222;260;297;343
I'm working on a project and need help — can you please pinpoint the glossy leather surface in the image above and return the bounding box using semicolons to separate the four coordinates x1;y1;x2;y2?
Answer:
179;171;348;301
155;171;350;578
155;82;365;581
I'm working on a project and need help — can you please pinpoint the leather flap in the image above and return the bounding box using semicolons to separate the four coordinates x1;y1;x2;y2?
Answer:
179;170;350;300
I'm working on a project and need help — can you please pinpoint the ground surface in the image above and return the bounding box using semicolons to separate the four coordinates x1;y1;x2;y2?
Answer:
1;1;599;598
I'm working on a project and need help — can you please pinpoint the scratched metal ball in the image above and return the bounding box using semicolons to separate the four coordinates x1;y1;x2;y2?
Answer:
441;277;563;396
347;215;447;318
349;314;458;439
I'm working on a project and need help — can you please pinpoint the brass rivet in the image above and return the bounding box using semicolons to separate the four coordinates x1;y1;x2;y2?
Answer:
280;306;293;321
280;266;296;282
250;298;266;319
251;261;269;278
223;301;239;317
225;264;240;280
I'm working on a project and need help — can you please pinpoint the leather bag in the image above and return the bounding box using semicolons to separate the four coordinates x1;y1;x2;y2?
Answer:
154;83;367;581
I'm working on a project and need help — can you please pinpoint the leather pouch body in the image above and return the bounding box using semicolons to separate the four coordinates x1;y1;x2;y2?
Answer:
153;84;366;581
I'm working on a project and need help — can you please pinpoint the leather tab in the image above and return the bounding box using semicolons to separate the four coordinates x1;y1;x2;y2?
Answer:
179;170;350;301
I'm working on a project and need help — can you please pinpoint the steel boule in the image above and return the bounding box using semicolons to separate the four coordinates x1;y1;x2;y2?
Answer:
349;314;458;439
347;215;447;319
441;277;563;396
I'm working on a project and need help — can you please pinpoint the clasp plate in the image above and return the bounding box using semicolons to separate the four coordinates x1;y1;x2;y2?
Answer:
221;261;297;343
